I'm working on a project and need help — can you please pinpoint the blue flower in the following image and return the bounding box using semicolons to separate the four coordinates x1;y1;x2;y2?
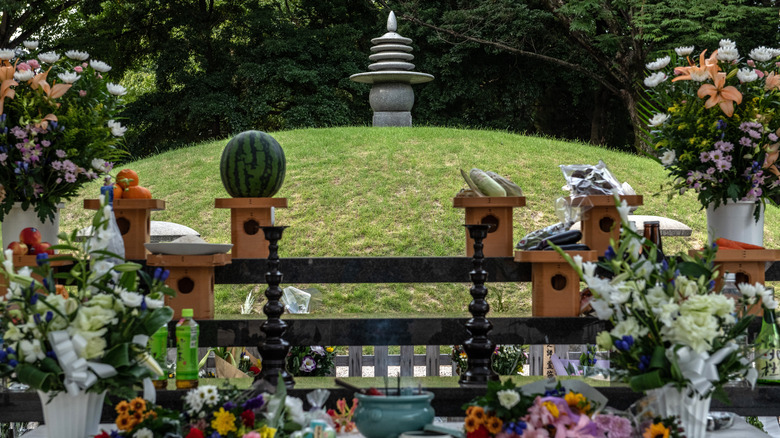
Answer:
638;355;652;371
29;292;38;305
661;259;669;271
6;347;15;355
0;350;7;362
605;246;616;261
36;252;49;266
45;311;53;322
242;394;265;410
615;335;634;351
33;313;41;325
161;269;170;281
505;421;527;433
153;267;163;280
716;119;727;130
46;350;57;360
8;359;18;368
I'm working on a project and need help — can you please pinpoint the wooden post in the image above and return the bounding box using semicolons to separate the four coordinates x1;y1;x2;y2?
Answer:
146;253;231;320
569;195;642;255
215;198;288;258
453;197;525;257
84;199;165;260
514;250;598;316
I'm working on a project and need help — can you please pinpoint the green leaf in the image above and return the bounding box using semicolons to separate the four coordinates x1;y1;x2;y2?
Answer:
629;369;665;392
110;262;142;272
677;261;712;279
15;363;57;392
142;307;173;335
649;346;668;369
103;343;130;368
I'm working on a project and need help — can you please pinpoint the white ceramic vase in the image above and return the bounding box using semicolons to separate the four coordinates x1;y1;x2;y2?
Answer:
645;385;711;438
37;389;107;438
706;201;764;246
1;202;63;248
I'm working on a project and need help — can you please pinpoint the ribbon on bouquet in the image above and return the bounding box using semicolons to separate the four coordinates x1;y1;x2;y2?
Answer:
671;344;740;396
48;330;118;396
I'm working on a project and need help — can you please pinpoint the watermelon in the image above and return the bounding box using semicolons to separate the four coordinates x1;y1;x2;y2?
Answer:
220;131;286;197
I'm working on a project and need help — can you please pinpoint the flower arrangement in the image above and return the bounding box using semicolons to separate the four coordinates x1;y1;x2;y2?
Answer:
451;344;526;376
326;397;357;433
286;345;335;377
642;40;780;217
0;41;128;222
462;380;682;438
0;197;174;398
555;197;776;399
101;381;312;438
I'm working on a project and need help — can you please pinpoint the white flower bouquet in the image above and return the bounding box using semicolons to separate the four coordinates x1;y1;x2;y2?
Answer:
555;196;776;399
0;196;174;399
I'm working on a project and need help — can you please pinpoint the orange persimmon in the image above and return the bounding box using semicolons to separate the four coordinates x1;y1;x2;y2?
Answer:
113;184;123;200
116;169;139;190
123;185;152;199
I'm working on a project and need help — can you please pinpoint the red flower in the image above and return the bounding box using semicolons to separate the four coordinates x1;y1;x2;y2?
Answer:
94;431;111;438
467;425;490;438
241;409;255;428
185;428;205;438
249;366;261;374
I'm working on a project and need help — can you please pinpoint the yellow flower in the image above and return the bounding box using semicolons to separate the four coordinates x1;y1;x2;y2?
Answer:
643;422;670;438
130;397;146;413
211;407;237;435
115;413;133;431
485;415;503;434
464;416;480;433
115;400;130;415
543;401;560;418
259;425;277;438
326;347;335;353
564;392;592;415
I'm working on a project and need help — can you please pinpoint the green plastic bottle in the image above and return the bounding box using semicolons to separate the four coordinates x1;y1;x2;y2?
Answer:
176;309;199;389
149;321;169;390
755;306;780;385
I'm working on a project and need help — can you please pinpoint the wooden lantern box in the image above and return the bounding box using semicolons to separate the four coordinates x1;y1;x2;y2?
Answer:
215;198;288;258
84;199;165;260
146;253;231;320
453;197;525;257
514;250;598;316
690;248;780;316
568;195;643;255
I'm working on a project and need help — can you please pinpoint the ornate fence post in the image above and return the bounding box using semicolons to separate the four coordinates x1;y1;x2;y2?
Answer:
459;224;499;387
256;226;294;389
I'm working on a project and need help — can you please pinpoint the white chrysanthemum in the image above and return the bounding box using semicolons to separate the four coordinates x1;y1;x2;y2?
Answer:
90;59;112;72
771;48;780;58
184;389;204;414
57;72;80;84
0;49;15;60
107;120;127;137
643;72;667;88
37;51;60;63
675;46;694;56
145;296;164;309
660;150;676;166
646;56;671;71
497;389;520;409
648;113;669;127
690;69;710;82
65;50;89;61
720;39;735;47
737;68;758;83
13;70;34;82
611;317;649;340
106;83;127;96
749;46;774;62
718;46;739;62
120;290;144;308
133;428;153;438
22;41;38;50
663;311;719;353
596;331;613;351
19;339;46;363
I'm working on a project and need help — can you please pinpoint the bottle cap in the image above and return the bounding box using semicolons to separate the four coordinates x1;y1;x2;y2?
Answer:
182;309;194;318
725;273;736;282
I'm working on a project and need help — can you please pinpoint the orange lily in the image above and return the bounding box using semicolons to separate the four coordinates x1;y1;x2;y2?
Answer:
29;67;71;99
35;114;58;130
697;72;742;117
766;72;780;91
0;78;17;115
765;134;780;177
673;50;720;82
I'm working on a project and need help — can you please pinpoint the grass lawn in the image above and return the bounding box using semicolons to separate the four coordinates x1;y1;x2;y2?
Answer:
58;126;780;317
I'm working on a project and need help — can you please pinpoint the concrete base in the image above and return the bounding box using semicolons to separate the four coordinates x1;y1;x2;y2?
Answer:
373;111;412;127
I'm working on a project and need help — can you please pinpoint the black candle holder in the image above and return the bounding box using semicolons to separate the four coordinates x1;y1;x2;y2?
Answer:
256;226;294;389
459;224;499;387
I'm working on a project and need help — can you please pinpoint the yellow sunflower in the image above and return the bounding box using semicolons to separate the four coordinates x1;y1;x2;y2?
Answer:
643;423;670;438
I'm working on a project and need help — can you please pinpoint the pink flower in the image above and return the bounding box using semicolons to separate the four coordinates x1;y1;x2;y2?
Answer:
27;59;40;70
594;414;632;438
242;433;261;438
79;90;87;97
748;59;756;67
74;66;83;73
16;62;30;71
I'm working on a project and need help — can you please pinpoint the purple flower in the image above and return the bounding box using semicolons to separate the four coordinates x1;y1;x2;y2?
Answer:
594;414;632;438
223;401;236;410
739;137;753;147
715;140;734;152
699;151;711;162
310;346;325;356
242;394;265;410
300;355;317;372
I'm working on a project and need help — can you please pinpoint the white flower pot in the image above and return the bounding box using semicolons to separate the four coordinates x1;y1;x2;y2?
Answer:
706;201;764;246
37;389;107;438
1;202;63;248
645;385;711;438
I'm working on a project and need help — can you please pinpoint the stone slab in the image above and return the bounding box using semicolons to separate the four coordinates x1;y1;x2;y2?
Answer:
78;221;200;242
373;111;412;127
570;214;692;237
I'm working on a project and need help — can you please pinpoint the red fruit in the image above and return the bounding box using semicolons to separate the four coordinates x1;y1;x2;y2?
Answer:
7;241;28;255
366;388;383;396
19;227;42;246
31;242;54;255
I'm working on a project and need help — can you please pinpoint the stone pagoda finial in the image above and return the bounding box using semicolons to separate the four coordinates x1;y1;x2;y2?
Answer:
349;11;434;127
